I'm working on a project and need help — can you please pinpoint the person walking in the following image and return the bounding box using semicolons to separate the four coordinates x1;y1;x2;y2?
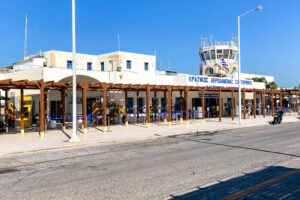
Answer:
247;104;251;119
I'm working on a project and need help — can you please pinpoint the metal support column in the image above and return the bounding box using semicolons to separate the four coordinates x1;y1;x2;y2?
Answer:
82;83;87;134
185;88;189;125
40;82;45;138
296;92;299;113
61;88;66;131
180;91;183;123
44;90;48;127
20;87;24;136
154;90;157;123
164;90;167;125
271;90;274;117
168;87;172;126
219;87;222;122
231;89;234;121
243;88;246;120
5;90;9;133
136;90;140;124
146;86;151;128
262;91;266;118
125;90;128;126
253;90;256;119
102;85;108;133
279;90;283;110
202;89;205;123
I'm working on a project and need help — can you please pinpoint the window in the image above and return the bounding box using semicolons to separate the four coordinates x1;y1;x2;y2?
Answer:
161;98;165;112
200;53;205;61
126;60;131;69
152;98;158;111
229;50;233;59
223;50;229;59
138;98;143;113
175;97;186;111
87;62;92;71
204;51;211;60
101;62;104;71
210;50;216;60
209;68;214;74
128;98;134;113
217;49;222;54
232;51;237;59
67;60;72;69
144;62;149;71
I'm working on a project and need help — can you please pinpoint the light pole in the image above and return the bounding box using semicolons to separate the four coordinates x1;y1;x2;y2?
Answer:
238;6;262;125
70;0;80;142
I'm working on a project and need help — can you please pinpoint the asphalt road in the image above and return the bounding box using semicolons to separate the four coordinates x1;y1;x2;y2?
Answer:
0;122;300;200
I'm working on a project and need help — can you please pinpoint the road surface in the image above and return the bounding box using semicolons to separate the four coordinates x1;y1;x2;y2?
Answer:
0;122;300;199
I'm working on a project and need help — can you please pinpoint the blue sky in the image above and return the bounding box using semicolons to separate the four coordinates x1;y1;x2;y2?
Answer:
0;0;299;88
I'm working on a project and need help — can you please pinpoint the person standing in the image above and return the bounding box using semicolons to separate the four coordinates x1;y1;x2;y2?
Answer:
8;110;12;132
11;111;16;131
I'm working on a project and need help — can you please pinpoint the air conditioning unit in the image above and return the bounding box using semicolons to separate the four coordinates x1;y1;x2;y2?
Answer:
117;67;122;71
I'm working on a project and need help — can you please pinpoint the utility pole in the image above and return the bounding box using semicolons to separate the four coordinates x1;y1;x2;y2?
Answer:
70;0;79;142
24;13;28;59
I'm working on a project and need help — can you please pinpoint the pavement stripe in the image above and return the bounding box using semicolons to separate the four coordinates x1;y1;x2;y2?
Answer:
0;140;180;172
219;167;300;200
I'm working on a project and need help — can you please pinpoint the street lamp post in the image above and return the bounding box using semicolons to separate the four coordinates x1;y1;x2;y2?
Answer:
238;6;263;125
70;0;80;142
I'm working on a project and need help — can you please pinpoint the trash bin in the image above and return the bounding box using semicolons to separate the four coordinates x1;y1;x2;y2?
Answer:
50;120;56;129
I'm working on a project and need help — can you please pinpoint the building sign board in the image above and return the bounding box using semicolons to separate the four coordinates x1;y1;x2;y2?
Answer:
186;75;256;88
199;93;219;98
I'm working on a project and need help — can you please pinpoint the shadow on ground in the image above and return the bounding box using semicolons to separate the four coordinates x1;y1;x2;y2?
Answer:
169;166;300;200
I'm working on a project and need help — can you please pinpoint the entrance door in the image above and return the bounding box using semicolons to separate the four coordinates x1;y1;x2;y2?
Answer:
138;98;143;113
87;98;96;122
50;101;61;118
128;98;133;113
205;98;218;117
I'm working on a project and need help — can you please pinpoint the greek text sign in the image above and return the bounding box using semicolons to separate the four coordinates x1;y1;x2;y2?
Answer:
188;76;252;86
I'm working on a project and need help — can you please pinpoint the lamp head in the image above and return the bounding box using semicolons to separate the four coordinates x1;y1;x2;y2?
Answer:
255;6;263;11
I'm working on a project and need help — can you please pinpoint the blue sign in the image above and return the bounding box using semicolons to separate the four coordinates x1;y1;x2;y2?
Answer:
189;76;252;86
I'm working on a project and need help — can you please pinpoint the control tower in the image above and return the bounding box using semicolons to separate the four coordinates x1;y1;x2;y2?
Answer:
199;39;238;77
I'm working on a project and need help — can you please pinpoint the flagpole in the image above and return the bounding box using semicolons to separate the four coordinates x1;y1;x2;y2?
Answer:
70;0;79;142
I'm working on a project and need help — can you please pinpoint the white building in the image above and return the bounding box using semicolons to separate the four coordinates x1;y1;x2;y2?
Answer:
0;49;276;127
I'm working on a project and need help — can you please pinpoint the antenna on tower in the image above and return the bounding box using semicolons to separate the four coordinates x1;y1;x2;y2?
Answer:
200;34;203;46
208;32;214;46
24;13;28;59
231;33;237;45
117;34;120;51
200;34;208;47
160;60;162;71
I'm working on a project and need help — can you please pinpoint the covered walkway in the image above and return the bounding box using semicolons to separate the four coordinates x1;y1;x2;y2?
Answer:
0;79;299;138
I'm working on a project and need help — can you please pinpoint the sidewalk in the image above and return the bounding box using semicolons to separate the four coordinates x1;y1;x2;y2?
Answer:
0;115;299;157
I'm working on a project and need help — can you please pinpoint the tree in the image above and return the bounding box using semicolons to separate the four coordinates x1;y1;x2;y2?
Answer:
252;77;278;89
107;101;122;124
252;77;266;83
266;81;278;90
294;84;300;90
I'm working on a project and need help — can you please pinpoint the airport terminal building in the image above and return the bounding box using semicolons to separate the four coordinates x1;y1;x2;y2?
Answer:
0;42;299;136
